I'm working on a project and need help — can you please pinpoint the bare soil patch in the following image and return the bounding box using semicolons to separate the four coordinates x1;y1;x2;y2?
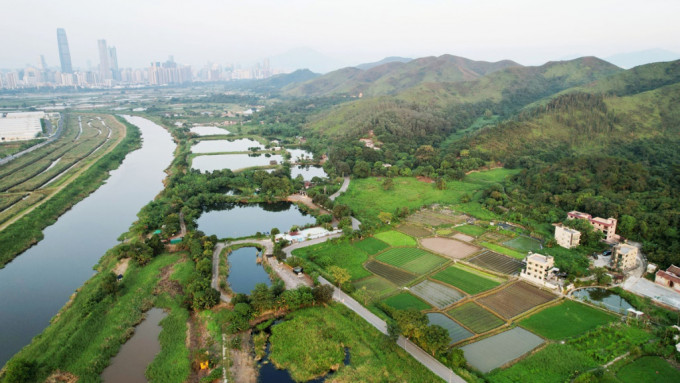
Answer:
287;194;330;215
112;257;130;276
406;209;468;226
45;370;79;383
230;331;257;383
453;233;475;242
478;281;556;319
420;237;480;259
416;176;434;183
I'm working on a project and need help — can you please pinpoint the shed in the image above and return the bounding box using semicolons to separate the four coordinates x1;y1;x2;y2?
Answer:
170;237;183;244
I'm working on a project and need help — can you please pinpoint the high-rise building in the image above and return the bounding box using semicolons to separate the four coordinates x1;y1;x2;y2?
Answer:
97;39;111;81
109;46;120;81
56;28;73;73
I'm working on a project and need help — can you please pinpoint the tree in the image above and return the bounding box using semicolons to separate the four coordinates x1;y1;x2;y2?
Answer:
3;359;36;383
387;320;401;342
250;283;274;312
101;272;119;296
421;325;450;356
393;308;428;339
435;178;446;190
271;227;280;236
447;348;467;368
355;286;376;305
328;266;351;287
332;204;351;219
312;284;334;304
353;160;371;178
382;178;394;190
378;212;393;224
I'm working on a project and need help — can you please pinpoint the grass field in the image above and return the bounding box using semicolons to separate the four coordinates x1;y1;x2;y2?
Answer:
519;300;616;340
479;281;556;319
410;280;465;309
374;230;417;247
365;261;417;286
617;356;680;383
376;247;448;274
383;292;431;311
480;242;526;260
268;304;441;382
336;169;516;226
448;302;505;334
352;275;396;295
503;236;542;252
432;265;502;295
352;237;389;255
454;225;487;237
487;343;593;381
293;241;370;280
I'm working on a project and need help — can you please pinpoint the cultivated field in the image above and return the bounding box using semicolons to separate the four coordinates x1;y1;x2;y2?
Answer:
432;265;502;295
452;233;474;242
376;247;448;274
453;224;487;237
352;237;389;255
519;300;616;340
467;250;524;275
420;237;480;259
383;292;431;311
503;236;542;252
364;261;417;286
410;280;465;309
374;230;417;247
478;281;556;319
461;327;545;373
448;302;505;334
426;313;473;344
480;242;526;260
293;241;370;280
406;209;465;226
396;223;432;237
617;356;680;383
352;275;395;295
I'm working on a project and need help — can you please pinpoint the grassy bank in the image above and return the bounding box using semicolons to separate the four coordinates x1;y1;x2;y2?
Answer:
0;116;140;268
268;304;441;382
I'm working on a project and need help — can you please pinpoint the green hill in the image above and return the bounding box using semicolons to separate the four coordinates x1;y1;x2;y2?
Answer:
283;54;521;97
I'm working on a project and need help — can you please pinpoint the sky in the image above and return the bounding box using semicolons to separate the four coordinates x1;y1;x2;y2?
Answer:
2;0;680;72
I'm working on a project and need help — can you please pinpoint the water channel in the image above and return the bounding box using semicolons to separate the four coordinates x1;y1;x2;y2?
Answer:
0;115;175;367
100;308;167;383
197;202;316;239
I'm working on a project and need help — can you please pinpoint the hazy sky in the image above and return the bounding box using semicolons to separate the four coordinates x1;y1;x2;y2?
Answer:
2;0;679;71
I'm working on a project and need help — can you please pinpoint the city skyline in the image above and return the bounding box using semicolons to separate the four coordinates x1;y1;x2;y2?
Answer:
2;0;680;72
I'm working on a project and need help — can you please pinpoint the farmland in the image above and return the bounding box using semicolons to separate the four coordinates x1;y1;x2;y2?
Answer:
374;230;417;247
426;313;473;344
383;292;431;311
617;356;680;383
478;281;556;319
519;300;616;339
375;247;448;274
293;241;370;280
352;237;389;255
420;237;480;259
410;280;465;308
405;209;464;226
364;261;417;286
479;242;526;260
467;250;524;275
462;327;545;373
448;302;504;334
432;265;502;295
453;224;487;237
396;223;432;237
503;236;542;253
352;275;395;295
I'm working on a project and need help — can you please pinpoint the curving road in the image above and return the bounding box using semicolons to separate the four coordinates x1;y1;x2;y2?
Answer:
329;176;350;201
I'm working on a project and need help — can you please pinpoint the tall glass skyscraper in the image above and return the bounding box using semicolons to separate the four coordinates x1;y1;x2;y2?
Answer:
56;28;72;73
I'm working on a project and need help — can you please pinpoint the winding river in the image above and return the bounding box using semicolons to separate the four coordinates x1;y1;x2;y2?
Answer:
0;116;175;367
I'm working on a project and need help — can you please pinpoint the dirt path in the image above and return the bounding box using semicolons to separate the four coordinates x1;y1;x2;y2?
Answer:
0;115;127;233
230;331;257;383
112;258;130;276
287;194;330;215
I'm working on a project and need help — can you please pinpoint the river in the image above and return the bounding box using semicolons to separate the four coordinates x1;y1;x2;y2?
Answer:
0;115;175;367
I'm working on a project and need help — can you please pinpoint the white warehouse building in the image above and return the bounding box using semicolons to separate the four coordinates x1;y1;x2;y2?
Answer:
0;111;45;141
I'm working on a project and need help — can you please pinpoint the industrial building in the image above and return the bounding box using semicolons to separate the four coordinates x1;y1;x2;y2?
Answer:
0;112;45;141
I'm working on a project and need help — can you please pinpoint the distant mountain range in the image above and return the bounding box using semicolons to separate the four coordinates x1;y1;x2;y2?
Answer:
354;56;412;70
605;49;680;69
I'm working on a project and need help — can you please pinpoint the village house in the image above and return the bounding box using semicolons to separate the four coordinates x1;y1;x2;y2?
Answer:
553;223;581;249
655;265;680;292
520;253;559;289
613;243;638;270
567;211;618;242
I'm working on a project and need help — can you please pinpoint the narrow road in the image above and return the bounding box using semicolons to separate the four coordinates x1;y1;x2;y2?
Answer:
211;238;275;302
318;276;463;383
283;233;343;258
329;176;350;201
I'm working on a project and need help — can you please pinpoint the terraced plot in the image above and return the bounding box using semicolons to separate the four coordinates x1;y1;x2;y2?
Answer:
410;280;465;308
448;302;504;334
352;237;389;255
420;237;480;259
478;281;556;319
426;313;473;344
467;250;523;275
376;247;447;274
432;265;502;295
396;223;432;237
364;261;417;286
383;292;431;311
461;327;544;373
352;275;395;295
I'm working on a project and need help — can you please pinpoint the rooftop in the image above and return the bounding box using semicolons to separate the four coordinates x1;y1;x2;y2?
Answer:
526;253;553;264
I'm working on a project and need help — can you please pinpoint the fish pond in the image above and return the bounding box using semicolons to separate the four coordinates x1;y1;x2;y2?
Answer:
191;138;262;153
192;153;284;172
570;287;634;314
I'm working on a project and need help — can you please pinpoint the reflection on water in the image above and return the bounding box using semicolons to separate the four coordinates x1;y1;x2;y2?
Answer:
192;153;283;172
191;138;262;153
228;247;272;294
571;288;634;313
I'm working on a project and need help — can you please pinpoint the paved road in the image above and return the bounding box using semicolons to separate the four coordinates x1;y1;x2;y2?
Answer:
212;239;276;302
283;233;343;258
329;176;350;201
318;277;463;383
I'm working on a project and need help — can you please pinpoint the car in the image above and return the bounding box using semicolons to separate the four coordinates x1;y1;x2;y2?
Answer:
603;250;612;256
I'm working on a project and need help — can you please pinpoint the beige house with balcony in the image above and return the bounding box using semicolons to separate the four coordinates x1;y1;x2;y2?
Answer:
613;243;638;270
520;253;558;289
567;211;618;242
554;223;581;249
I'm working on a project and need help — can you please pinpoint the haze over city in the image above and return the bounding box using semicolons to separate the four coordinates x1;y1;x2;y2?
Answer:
3;0;680;72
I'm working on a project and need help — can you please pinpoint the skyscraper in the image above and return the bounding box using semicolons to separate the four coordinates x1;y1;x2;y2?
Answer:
56;28;72;73
108;46;120;81
97;39;111;81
